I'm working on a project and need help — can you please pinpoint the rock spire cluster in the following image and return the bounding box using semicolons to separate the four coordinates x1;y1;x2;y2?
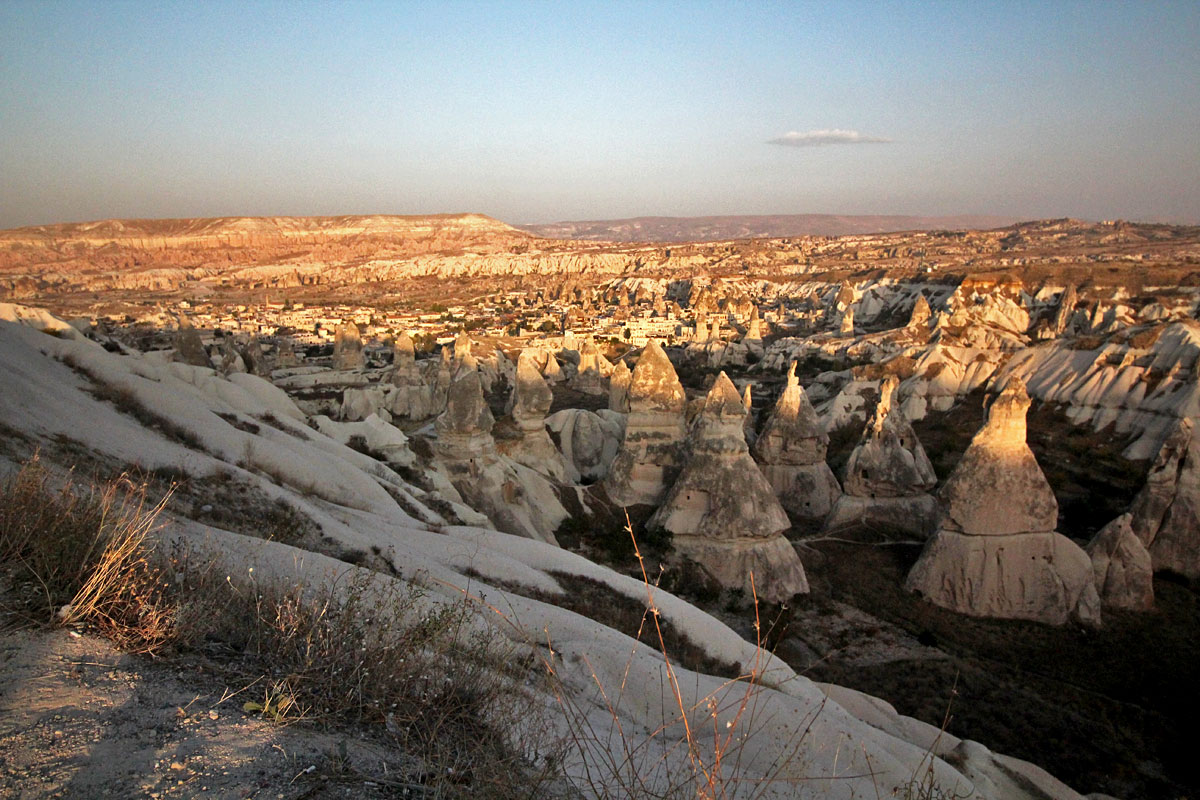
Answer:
751;361;842;525
649;372;808;602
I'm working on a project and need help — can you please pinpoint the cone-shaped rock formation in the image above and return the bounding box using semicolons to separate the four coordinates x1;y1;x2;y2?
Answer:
905;378;1101;626
603;340;687;506
649;372;808;602
1086;514;1154;610
1128;417;1200;578
434;372;565;544
752;362;842;524
499;351;569;482
332;322;365;370
609;359;631;413
173;314;211;368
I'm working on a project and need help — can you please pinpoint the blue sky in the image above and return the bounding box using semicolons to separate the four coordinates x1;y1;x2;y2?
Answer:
1;0;1197;227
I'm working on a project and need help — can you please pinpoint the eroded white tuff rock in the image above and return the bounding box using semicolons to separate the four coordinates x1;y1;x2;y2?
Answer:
650;372;808;602
392;332;417;373
609;359;631;413
1052;284;1079;336
908;294;932;329
1087;514;1154;610
741;383;757;447
453;332;473;361
274;338;299;368
571;340;606;395
434;371;565;544
238;337;272;377
603;340;687;506
545;408;625;483
751;362;842;524
745;306;765;341
332;322;365;370
498;351;569;483
0;306;1113;800
340;386;389;422
1128;417;1200;578
827;376;938;535
172;314;211;368
388;335;441;422
219;336;245;375
906;378;1102;626
840;306;855;335
843;376;936;498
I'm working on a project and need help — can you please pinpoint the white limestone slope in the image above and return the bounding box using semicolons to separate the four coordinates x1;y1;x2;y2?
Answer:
0;307;1087;800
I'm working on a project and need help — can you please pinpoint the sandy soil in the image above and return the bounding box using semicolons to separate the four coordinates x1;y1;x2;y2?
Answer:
0;629;413;799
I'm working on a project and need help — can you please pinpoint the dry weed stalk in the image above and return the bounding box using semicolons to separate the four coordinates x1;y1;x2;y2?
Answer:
173;561;560;798
460;511;821;799
0;456;175;652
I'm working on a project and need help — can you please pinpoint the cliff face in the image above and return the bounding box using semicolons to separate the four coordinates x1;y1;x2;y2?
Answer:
0;213;530;254
0;213;555;297
4;214;1199;301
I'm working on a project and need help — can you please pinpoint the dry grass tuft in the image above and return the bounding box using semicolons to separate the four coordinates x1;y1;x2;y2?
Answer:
0;456;176;653
171;562;560;797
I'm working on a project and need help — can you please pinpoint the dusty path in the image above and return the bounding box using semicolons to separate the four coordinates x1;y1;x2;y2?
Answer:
0;629;410;799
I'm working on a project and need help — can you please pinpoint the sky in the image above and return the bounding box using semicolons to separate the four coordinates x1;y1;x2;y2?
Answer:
1;0;1198;228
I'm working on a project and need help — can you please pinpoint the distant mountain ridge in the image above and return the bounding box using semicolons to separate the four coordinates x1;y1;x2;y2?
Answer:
519;214;1024;242
0;213;529;250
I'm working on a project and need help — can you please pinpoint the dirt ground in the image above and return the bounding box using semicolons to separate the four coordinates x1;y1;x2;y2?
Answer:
0;629;417;799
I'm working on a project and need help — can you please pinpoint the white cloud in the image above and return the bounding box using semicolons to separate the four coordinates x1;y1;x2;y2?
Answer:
767;129;892;147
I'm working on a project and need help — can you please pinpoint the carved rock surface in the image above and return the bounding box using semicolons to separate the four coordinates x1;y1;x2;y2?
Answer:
650;373;807;602
842;376;936;498
752;362;841;521
603;340;687;506
1086;514;1154;610
906;377;1101;626
1129;417;1200;578
905;530;1101;626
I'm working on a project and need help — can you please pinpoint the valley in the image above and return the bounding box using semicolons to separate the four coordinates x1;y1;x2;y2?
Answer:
3;214;1200;799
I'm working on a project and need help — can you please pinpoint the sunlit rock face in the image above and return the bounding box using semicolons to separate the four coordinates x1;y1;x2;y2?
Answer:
937;379;1057;537
649;372;808;603
603;340;687;506
751;362;842;524
498;351;569;483
386;334;442;422
172;314;211;368
1087;514;1154;610
332;322;365;370
608;359;631;413
840;306;855;335
570;340;607;395
842;376;937;499
392;332;416;374
433;371;565;545
1128;417;1200;578
826;376;938;536
434;371;496;460
907;293;932;329
906;378;1102;626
